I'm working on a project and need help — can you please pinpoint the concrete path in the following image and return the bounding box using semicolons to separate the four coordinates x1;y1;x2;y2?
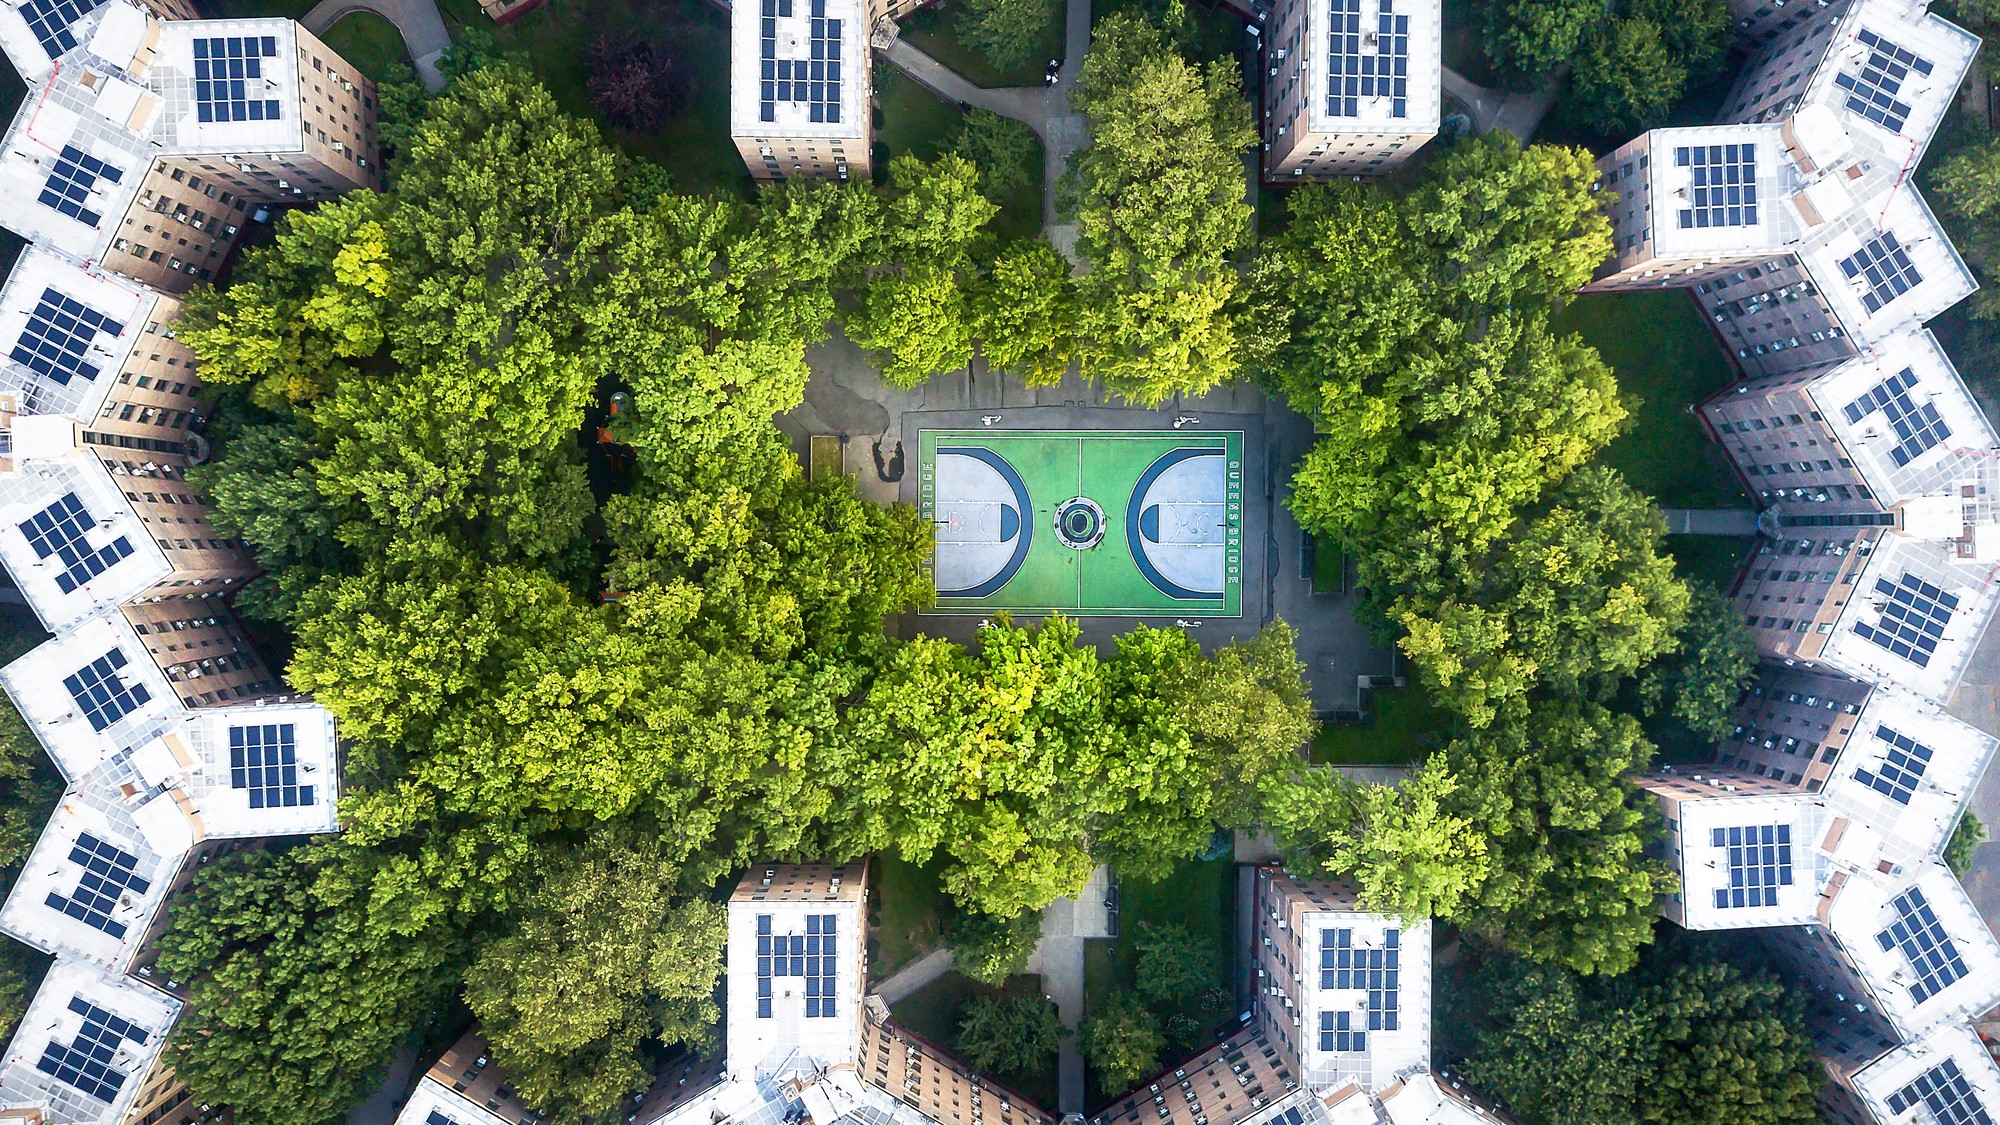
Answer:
1439;64;1561;141
302;0;452;91
1659;508;1760;536
1949;622;2000;994
344;1042;421;1125
870;948;957;1005
1026;865;1112;1113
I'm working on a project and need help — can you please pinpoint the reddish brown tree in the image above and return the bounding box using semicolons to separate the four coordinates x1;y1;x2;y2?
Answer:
587;35;684;132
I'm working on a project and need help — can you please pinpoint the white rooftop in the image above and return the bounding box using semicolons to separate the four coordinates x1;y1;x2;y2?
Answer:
728;0;865;143
0;243;154;421
1824;862;2000;1041
1668;793;1828;930
0;957;177;1125
395;1077;519;1125
0;772;182;970
1820;532;2000;700
1642;124;1806;261
1798;0;1978;166
0;454;169;634
0;616;176;781
146;19;306;156
1821;687;1998;874
1378;1074;1502;1125
723;884;863;1077
1847;1020;2000;1125
1295;912;1430;1095
1304;0;1440;139
0;0;111;83
179;699;338;838
1795;185;1975;349
1806;328;2000;510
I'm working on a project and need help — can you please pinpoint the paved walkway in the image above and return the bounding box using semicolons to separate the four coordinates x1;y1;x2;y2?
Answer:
302;0;452;91
1659;508;1760;536
1440;65;1561;141
1026;865;1112;1113
870;948;956;1005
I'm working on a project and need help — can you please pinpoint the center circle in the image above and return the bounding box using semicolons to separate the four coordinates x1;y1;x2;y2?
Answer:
1054;496;1106;550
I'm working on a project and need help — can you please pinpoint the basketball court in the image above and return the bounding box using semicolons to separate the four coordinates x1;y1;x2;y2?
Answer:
917;429;1244;616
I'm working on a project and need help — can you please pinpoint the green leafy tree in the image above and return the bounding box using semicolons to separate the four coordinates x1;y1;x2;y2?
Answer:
944;909;1045;985
1480;0;1601;90
1560;17;1687;137
844;154;998;385
1628;0;1732;82
0;692;59;1044
972;239;1077;386
956;993;1064;1078
1947;813;1987;875
952;110;1042;202
184;417;345;623
1273;758;1491;921
1132;923;1216;1004
463;833;724;1124
954;0;1062;71
1638;581;1757;743
1068;14;1255;405
1078;993;1164;1089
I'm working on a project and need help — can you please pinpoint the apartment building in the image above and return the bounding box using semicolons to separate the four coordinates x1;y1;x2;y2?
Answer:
729;0;871;183
1259;0;1439;179
0;960;180;1125
0;1;379;293
395;1031;543;1125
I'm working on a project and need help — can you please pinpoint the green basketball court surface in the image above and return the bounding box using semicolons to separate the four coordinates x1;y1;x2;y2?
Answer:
917;429;1244;616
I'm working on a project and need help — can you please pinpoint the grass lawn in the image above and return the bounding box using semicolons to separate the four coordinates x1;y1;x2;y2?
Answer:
1083;858;1236;1103
898;1;1063;89
1665;534;1751;591
1311;686;1452;765
437;0;753;197
319;12;411;84
1308;536;1342;594
1555;290;1749;510
871;853;953;976
890;971;1062;1110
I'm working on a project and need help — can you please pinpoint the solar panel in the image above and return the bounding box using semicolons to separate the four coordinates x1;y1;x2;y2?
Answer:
1834;27;1933;135
192;37;283;124
35;997;147;1103
10;288;124;388
1876;886;1968;1004
1841;367;1952;467
229;724;313;809
44;833;149;939
19;0;102;58
1319;1010;1364;1053
1710;824;1793;909
754;913;839;1019
1319;927;1399;1033
1855;574;1960;668
61;649;150;732
1674;144;1758;229
427;1112;462;1125
38;145;119;228
1886;1059;1995;1125
1839;231;1924;315
757;0;841;126
20;491;134;594
1326;0;1410;119
1856;724;1933;805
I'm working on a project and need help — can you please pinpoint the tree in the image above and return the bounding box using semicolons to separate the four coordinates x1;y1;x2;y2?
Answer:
1559;17;1687;137
972;239;1077;386
952;110;1041;202
184;416;346;624
463;832;724;1124
843;155;997;386
1077;993;1164;1089
1068;14;1255;405
1132;923;1215;1004
1628;0;1732;83
1480;0;1601;90
944;909;1044;985
1947;813;1987;875
957;994;1064;1078
1285;758;1492;921
1638;580;1757;743
586;36;685;132
954;0;1062;71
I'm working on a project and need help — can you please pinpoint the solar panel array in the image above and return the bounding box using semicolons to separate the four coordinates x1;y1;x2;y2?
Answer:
427;1112;460;1125
20;491;134;594
1319;927;1399;1039
1325;0;1409;118
229;724;313;809
38;145;120;228
1835;27;1933;135
1674;144;1758;229
1855;574;1960;668
1841;366;1952;467
43;833;149;940
1856;724;1934;805
757;0;841;125
61;649;150;732
1886;1059;1995;1125
193;37;283;124
20;0;101;59
1840;230;1925;315
34;997;148;1104
1877;886;1968;1004
753;912;839;1019
1711;824;1793;909
11;287;124;388
1318;1010;1364;1053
